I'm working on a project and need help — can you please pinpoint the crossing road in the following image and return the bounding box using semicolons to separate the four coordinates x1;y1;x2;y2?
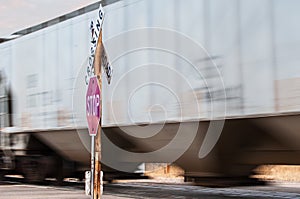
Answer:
1;180;300;199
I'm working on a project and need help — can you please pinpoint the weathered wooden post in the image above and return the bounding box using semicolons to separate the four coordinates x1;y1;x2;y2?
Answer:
93;27;103;199
86;3;112;198
86;4;104;199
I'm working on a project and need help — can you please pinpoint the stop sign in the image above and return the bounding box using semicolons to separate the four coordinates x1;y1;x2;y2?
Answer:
86;76;101;136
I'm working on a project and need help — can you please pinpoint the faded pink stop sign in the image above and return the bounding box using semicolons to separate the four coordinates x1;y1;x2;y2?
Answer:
86;76;101;136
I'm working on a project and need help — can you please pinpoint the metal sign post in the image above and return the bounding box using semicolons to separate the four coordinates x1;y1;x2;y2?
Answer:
91;135;95;197
86;76;101;198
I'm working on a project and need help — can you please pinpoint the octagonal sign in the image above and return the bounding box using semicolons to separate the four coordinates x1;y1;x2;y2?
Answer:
86;76;101;136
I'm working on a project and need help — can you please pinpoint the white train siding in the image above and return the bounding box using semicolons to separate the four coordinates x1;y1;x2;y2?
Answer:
8;13;93;129
0;0;299;130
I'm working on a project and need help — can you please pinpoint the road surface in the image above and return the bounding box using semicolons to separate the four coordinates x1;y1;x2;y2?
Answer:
1;180;300;199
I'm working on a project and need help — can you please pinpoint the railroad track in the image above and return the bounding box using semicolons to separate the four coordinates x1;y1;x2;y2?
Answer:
1;176;300;199
0;175;85;189
104;181;300;199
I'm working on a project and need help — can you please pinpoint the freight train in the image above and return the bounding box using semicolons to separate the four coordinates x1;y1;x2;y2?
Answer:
0;0;300;183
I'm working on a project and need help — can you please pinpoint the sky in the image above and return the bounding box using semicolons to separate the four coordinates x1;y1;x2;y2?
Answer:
0;0;100;38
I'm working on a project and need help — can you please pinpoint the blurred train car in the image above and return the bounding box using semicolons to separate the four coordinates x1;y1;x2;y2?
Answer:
1;0;300;183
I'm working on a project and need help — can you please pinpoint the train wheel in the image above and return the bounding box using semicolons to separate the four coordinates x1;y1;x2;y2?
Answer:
54;158;64;185
55;169;64;185
22;157;46;183
0;170;5;181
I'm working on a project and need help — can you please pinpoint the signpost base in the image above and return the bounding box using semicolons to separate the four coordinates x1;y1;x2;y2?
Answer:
91;135;95;198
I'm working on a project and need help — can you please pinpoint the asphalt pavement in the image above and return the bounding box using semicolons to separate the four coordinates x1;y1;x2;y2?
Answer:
1;180;300;199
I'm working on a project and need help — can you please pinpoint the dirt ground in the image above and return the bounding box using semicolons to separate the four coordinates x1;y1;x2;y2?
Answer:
254;165;300;182
145;163;184;182
145;163;300;183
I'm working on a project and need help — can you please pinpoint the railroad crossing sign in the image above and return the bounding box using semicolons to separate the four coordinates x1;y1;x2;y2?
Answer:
86;76;101;136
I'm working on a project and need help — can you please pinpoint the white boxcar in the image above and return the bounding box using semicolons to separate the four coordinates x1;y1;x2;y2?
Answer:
0;0;299;130
0;0;300;181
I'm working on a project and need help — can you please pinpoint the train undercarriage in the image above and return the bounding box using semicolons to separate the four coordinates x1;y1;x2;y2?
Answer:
0;113;299;184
